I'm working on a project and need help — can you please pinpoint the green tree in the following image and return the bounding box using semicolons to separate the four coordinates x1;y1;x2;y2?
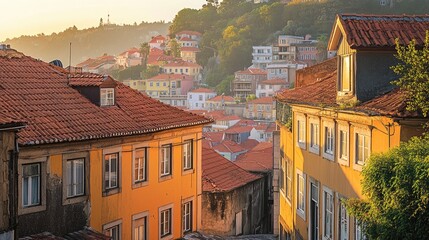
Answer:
167;39;181;58
139;42;150;70
246;94;257;102
346;135;429;240
215;75;234;95
169;8;200;36
391;31;429;116
141;65;160;79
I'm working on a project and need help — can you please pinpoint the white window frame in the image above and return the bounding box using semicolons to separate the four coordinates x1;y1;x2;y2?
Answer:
354;127;371;171
132;211;149;240
323;120;335;161
160;144;172;177
309;118;320;154
355;219;367;240
280;156;285;194
338;195;349;240
159;204;173;239
100;88;115;106
22;163;41;207
133;144;148;188
182;200;193;233
323;186;334;240
286;157;292;203
62;152;89;205
296;114;306;149
183;140;193;171
296;169;306;220
337;123;350;166
104;153;119;190
66;158;85;198
103;219;122;240
103;147;121;195
18;157;47;215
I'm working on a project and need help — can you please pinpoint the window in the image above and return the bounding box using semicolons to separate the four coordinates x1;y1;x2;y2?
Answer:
355;220;366;240
133;215;147;240
134;148;147;184
310;120;320;154
103;220;121;240
160;144;172;177
340;54;353;92
296;170;306;220
104;153;119;190
22;163;41;207
100;88;115;106
280;157;285;193
323;187;334;240
286;158;292;202
198;95;203;101
323;121;335;160
183;140;193;171
156;82;160;87
337;124;349;166
355;131;370;166
150;82;153;87
189;94;192;99
182;201;193;233
160;208;172;237
339;199;349;240
66;158;84;198
297;116;306;149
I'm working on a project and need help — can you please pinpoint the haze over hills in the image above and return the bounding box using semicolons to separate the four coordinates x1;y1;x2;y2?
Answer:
4;22;170;65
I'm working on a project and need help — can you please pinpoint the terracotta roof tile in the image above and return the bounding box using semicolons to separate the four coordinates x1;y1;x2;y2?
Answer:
248;96;275;104
236;68;267;75
260;78;288;85
189;88;215;93
235;142;273;172
202;147;261;192
339;14;429;49
295;58;337;88
149;35;166;43
207;95;235;102
213;140;247;153
224;125;253;134
216;115;241;121
0;49;212;146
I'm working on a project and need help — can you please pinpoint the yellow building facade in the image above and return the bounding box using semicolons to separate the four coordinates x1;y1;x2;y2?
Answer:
276;13;428;240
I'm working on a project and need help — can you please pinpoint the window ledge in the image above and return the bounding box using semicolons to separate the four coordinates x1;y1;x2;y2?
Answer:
103;187;120;197
182;168;194;176
309;146;319;155
159;174;172;183
296;209;306;221
353;162;364;172
63;195;88;206
19;204;46;215
338;158;349;167
160;234;173;240
132;181;149;189
322;152;334;161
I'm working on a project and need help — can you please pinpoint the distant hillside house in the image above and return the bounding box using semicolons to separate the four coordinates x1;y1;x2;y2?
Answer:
180;47;200;63
76;54;116;74
116;47;142;68
256;78;289;98
252;46;273;69
175;31;202;42
245;97;276;121
205;95;236;111
149;35;167;50
187;88;217;110
233;68;267;100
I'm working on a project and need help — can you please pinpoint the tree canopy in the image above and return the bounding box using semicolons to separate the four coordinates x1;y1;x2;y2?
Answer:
346;135;429;239
392;31;429;117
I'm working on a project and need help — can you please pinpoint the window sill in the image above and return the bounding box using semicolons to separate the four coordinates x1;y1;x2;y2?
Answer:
159;174;172;183
103;187;120;197
297;142;306;150
182;168;194;176
132;180;149;189
309;146;320;155
322;152;334;161
160;234;173;240
338;158;349;167
296;209;306;221
63;195;88;206
353;162;364;172
19;204;46;215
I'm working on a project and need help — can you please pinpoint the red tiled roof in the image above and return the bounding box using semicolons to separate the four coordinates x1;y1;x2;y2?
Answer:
207;95;235;102
236;68;267;75
248;96;274;104
354;88;419;117
295;58;337;88
235;142;273;172
260;78;288;85
164;61;201;68
180;47;200;52
202;147;261;192
149;48;164;56
76;54;115;69
241;139;259;151
179;37;196;42
213;140;247;153
147;74;193;81
0;49;212;146
189;88;215;93
337;14;429;49
177;31;202;36
68;74;116;87
119;47;140;57
203;131;224;144
149;35;166;43
224;125;253;134
21;227;110;240
276;69;337;106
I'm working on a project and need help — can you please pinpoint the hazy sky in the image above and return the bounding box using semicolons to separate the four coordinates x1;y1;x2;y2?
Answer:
1;0;207;41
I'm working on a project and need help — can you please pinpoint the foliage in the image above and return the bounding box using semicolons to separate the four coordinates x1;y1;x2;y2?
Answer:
215;75;234;95
117;65;144;80
391;31;429;117
141;65;160;79
166;39;181;58
246;94;257;102
139;42;150;69
346;135;429;240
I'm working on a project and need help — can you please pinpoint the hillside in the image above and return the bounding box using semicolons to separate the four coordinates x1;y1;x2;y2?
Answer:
4;22;170;65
